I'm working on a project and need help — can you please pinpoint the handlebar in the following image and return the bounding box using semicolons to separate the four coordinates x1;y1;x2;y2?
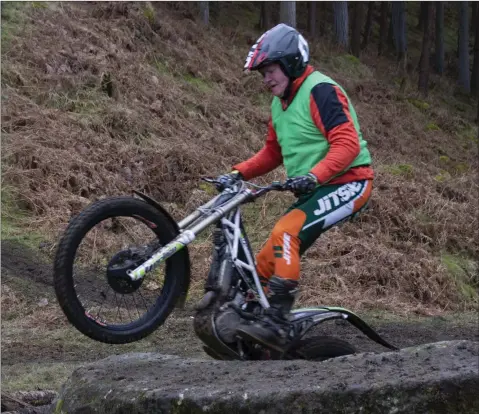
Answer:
201;177;291;198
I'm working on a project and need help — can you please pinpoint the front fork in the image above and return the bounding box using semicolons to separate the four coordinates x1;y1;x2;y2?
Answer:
126;190;251;281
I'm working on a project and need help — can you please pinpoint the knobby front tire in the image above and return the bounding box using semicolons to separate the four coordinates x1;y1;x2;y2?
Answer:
53;196;189;344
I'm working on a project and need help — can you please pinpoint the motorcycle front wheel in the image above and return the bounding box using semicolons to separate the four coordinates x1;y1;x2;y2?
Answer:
54;196;189;344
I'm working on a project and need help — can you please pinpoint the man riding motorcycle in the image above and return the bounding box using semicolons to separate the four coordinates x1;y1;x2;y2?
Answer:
217;24;374;352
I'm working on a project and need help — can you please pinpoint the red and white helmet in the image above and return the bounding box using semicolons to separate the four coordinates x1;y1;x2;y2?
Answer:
244;24;309;78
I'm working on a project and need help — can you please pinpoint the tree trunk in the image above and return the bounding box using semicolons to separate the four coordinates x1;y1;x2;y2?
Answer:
199;1;209;25
259;1;272;30
319;3;326;36
308;2;317;37
471;4;479;96
387;8;395;51
333;1;349;48
378;1;388;55
435;1;445;75
417;1;428;30
351;2;365;56
458;1;470;93
280;1;296;27
392;1;407;63
472;2;478;36
418;2;432;96
362;1;374;50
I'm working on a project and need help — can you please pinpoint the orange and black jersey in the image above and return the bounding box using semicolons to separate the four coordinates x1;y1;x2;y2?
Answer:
234;65;374;185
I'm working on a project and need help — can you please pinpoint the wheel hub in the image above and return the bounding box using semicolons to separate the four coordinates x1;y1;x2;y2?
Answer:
106;249;146;294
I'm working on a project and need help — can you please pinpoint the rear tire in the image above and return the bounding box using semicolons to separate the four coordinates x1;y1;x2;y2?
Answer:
54;196;189;344
292;335;356;361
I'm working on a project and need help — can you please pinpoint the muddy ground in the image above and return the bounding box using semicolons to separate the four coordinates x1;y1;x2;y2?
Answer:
1;240;478;393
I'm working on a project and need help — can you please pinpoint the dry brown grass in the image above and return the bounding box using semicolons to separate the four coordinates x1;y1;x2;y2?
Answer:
2;2;478;314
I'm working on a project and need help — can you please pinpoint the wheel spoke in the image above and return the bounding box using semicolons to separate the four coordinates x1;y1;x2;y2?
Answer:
123;294;133;322
137;290;150;313
96;295;106;320
132;293;142;319
114;292;122;321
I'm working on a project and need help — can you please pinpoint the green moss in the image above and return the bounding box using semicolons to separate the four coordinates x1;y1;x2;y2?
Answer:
143;3;155;25
2;362;78;396
198;182;217;195
457;124;479;144
1;1;27;42
441;254;478;302
344;54;361;65
150;57;213;93
434;170;451;182
211;1;258;30
183;74;213;92
43;88;107;114
407;98;430;110
152;57;171;75
438;155;450;164
426;122;441;131
383;164;414;178
453;162;469;174
452;101;467;112
31;2;48;9
327;54;373;80
437;157;470;175
1;186;47;249
393;77;402;87
54;398;65;414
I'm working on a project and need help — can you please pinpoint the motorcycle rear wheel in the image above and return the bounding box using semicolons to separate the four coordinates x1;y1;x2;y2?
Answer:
54;196;189;344
292;335;356;361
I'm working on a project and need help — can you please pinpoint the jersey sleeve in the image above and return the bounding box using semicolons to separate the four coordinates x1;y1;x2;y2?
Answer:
308;83;361;184
233;119;283;180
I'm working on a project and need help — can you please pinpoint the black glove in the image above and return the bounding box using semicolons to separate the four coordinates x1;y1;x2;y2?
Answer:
285;173;318;196
216;170;243;189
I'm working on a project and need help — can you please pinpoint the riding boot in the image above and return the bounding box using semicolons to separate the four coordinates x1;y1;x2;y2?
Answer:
236;276;298;352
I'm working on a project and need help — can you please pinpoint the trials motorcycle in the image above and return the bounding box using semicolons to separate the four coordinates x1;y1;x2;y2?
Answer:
53;178;397;361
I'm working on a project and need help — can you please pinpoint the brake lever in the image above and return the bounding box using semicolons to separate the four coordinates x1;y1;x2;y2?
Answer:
271;180;291;192
201;177;217;183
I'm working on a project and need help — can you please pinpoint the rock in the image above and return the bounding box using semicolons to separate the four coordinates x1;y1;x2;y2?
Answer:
45;64;55;75
37;298;48;307
149;100;163;114
55;340;479;413
151;76;159;85
121;166;132;182
74;144;89;156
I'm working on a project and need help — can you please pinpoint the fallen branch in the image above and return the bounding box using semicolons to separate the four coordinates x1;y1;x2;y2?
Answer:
10;390;58;407
1;390;58;412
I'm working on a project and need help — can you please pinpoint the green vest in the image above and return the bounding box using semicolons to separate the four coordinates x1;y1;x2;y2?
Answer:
271;71;372;181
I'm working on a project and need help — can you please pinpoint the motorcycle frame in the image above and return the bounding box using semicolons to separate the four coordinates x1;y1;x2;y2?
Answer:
130;183;398;352
132;184;279;314
130;184;270;307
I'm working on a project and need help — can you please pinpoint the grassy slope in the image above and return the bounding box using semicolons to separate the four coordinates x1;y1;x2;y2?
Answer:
1;1;478;315
1;1;478;395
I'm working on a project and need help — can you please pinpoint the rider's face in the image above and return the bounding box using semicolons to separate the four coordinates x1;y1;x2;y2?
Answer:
259;63;289;98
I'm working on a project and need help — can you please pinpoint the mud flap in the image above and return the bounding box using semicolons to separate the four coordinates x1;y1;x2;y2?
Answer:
290;307;398;351
323;307;399;351
133;190;191;308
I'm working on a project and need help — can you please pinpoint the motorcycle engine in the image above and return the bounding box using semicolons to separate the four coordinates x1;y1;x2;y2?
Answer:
214;308;242;344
